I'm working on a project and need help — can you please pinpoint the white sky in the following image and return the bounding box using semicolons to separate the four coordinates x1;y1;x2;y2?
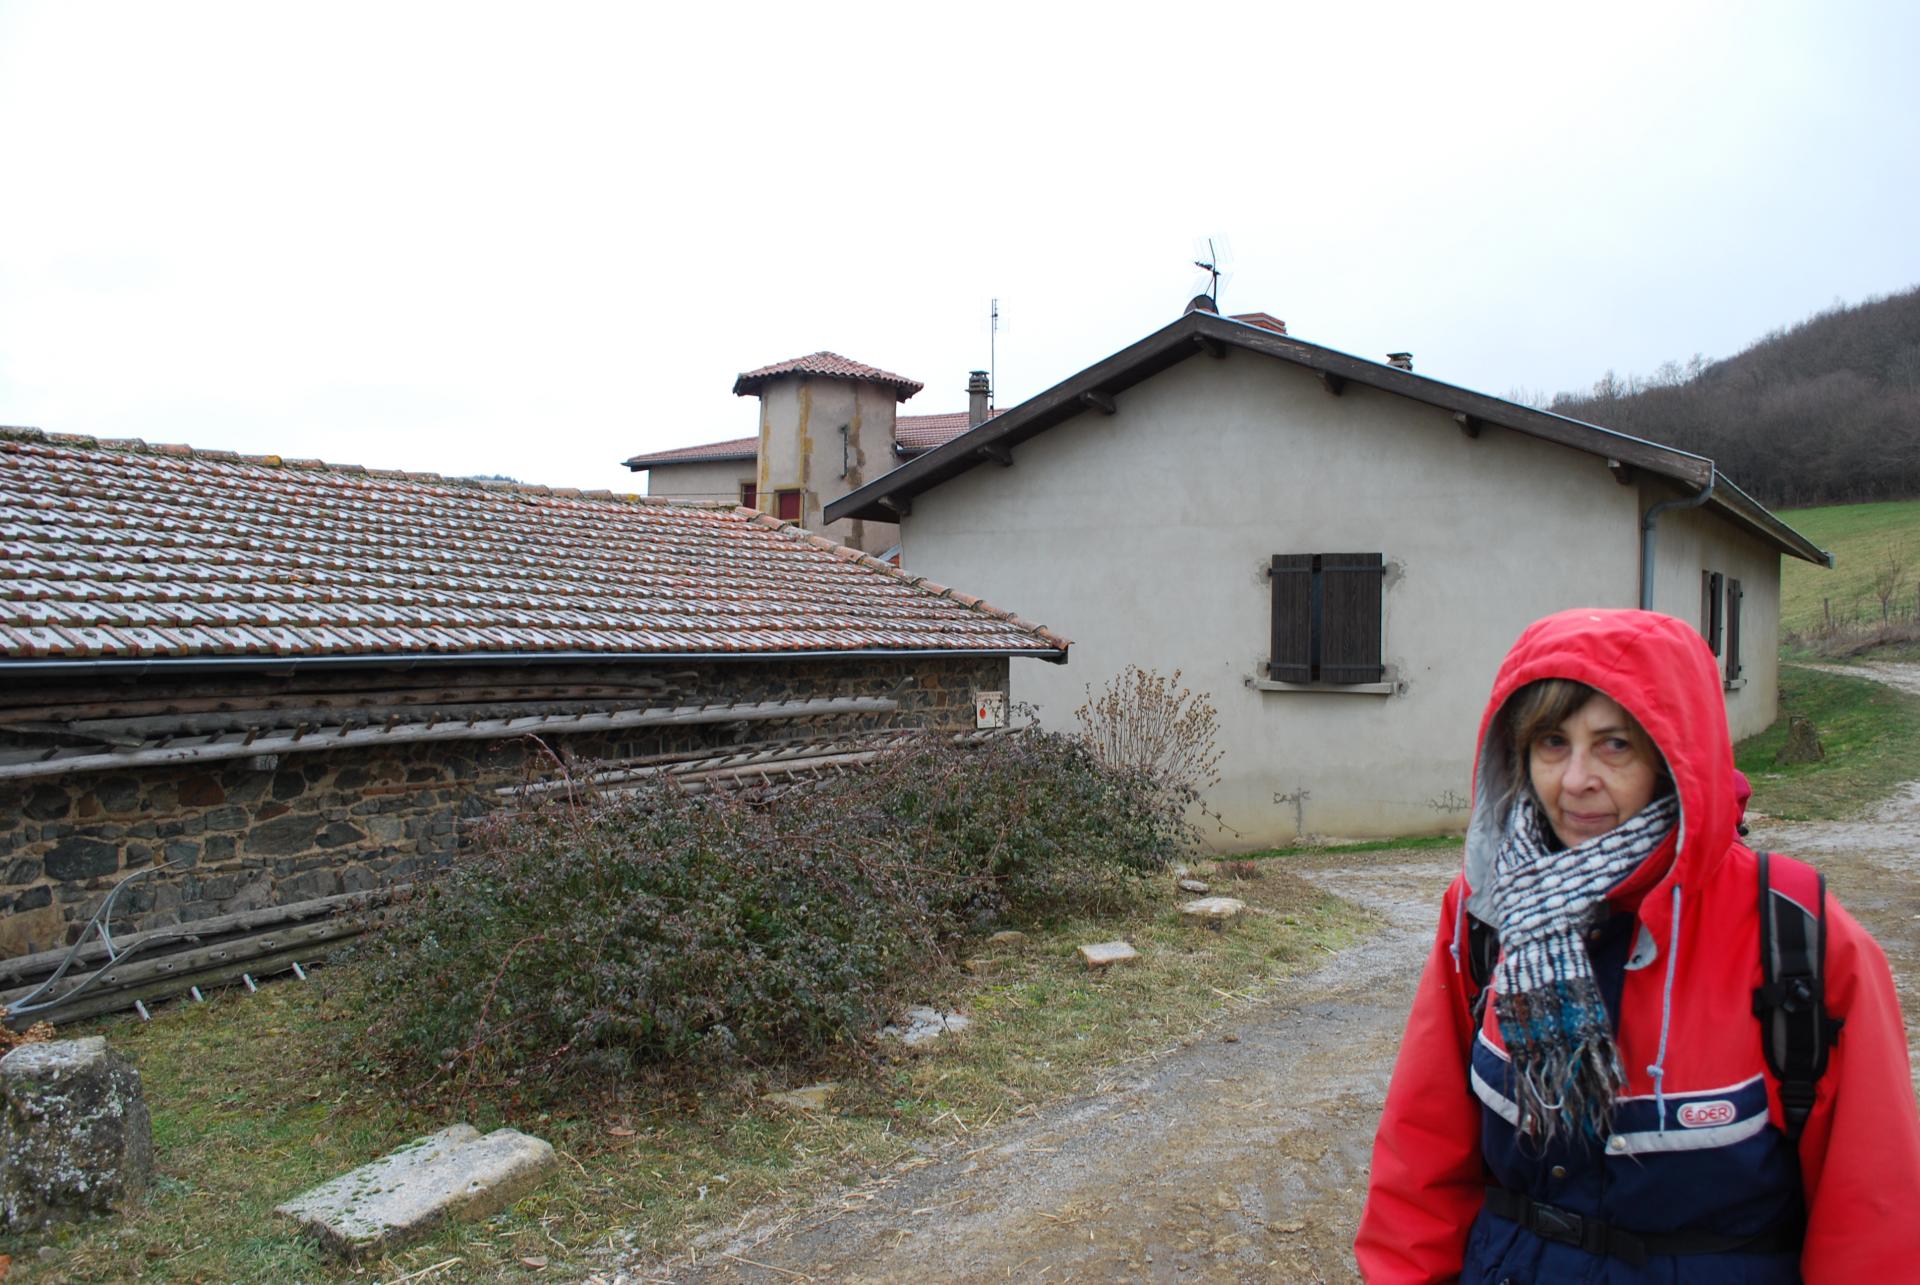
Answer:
2;1;1916;491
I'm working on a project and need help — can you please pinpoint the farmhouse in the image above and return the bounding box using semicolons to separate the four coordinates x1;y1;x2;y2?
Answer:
0;427;1065;960
826;303;1831;847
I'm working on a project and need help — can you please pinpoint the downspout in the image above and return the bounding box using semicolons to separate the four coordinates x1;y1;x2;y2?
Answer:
1640;468;1717;610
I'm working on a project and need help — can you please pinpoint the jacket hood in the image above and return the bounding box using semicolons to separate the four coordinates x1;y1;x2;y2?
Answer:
1462;608;1739;922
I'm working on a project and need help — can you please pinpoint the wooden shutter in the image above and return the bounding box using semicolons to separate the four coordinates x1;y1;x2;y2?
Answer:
1319;553;1386;684
1726;578;1744;681
741;482;758;509
1268;555;1313;683
1706;572;1725;656
776;489;802;521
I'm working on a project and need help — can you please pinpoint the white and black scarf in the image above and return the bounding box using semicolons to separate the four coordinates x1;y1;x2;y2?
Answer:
1488;792;1679;1141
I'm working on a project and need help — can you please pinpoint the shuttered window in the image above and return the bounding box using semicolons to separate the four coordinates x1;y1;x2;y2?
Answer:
1703;571;1725;655
1726;578;1744;681
775;489;803;521
740;482;758;510
1269;552;1385;685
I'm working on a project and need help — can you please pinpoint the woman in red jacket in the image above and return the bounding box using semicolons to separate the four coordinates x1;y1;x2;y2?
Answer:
1355;608;1920;1282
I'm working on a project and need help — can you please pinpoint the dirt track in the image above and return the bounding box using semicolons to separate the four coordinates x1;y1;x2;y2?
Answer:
612;669;1920;1284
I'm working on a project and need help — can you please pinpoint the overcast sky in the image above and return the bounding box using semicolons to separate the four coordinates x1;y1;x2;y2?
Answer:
2;2;1915;491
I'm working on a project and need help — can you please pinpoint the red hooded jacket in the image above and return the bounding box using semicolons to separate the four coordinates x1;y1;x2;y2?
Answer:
1355;609;1920;1281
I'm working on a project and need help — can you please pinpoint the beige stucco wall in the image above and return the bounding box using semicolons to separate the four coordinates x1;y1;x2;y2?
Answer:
639;458;754;503
900;351;1787;848
1643;493;1787;741
756;378;902;554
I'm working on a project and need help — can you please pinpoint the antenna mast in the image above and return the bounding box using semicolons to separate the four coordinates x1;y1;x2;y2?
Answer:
990;298;1000;412
1193;239;1221;302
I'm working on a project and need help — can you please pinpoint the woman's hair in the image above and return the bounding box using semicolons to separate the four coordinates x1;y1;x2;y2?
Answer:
1503;678;1670;814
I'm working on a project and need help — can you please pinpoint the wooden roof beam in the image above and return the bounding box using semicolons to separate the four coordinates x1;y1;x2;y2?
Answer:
1080;390;1117;416
1319;371;1346;397
977;442;1013;467
1455;413;1481;439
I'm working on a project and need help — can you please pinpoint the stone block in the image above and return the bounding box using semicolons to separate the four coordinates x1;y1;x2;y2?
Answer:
1;1037;153;1233
44;836;119;881
94;777;141;813
202;805;250;832
1180;896;1247;924
177;775;226;808
4;858;42;885
249;813;324;857
274;1124;555;1259
23;786;69;822
1079;940;1139;969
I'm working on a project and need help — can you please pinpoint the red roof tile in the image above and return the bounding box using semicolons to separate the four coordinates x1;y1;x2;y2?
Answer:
0;429;1068;664
732;352;923;401
623;435;757;469
895;410;999;453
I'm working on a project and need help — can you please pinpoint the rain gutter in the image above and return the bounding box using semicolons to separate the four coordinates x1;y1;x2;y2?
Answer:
1640;469;1718;611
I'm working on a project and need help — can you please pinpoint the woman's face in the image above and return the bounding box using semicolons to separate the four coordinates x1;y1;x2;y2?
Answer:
1527;693;1660;847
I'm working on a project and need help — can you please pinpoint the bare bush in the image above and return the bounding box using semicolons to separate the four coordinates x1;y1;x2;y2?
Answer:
1073;666;1227;837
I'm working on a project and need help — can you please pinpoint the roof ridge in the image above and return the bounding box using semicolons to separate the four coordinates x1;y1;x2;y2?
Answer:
737;509;1072;653
0;424;739;509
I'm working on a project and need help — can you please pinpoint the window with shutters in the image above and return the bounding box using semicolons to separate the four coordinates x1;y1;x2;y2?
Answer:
1701;570;1725;655
1266;553;1388;690
740;482;758;510
1726;577;1744;683
775;488;803;522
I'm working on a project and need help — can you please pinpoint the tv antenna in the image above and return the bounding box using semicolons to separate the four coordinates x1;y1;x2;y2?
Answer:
990;298;1003;412
1190;236;1234;306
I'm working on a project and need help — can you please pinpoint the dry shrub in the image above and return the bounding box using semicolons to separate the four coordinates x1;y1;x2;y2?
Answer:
1073;666;1228;838
340;728;1183;1103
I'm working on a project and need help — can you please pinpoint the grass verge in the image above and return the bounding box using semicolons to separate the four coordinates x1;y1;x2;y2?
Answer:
0;861;1378;1284
1736;663;1920;821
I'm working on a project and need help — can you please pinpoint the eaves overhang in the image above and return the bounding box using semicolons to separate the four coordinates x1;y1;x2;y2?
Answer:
0;644;1070;679
825;311;1825;567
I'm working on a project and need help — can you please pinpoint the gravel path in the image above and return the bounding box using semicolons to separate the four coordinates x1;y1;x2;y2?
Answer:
608;662;1920;1283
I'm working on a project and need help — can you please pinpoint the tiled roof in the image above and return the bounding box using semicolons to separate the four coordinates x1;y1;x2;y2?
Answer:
624;410;991;473
732;352;924;401
624;436;757;469
895;411;999;453
0;429;1068;663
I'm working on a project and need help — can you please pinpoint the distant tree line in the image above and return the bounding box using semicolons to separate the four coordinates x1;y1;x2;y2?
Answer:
1547;286;1920;507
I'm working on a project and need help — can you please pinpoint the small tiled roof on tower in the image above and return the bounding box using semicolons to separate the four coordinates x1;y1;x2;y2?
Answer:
0;428;1068;664
731;352;924;402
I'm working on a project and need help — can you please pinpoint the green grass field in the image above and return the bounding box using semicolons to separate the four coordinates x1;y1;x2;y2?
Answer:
1779;499;1920;635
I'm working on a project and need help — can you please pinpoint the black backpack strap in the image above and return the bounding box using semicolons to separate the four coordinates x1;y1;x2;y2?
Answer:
1752;852;1842;1142
1465;914;1500;1024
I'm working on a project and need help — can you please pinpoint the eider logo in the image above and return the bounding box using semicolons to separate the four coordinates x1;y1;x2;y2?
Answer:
1677;1100;1737;1128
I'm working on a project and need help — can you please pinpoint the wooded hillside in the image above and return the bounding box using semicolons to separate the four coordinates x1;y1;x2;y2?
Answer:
1548;286;1920;507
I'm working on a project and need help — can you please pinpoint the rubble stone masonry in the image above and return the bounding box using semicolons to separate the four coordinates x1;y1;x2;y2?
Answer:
0;656;1008;958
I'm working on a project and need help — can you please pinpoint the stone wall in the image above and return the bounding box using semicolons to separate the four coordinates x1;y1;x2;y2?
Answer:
0;655;1009;957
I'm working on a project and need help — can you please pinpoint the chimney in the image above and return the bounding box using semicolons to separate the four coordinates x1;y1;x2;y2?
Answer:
968;370;991;428
1387;352;1413;371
